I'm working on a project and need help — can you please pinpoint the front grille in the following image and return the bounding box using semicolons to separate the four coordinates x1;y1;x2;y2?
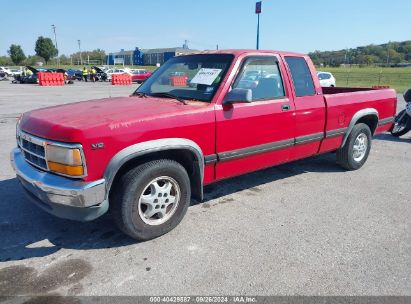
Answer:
23;150;47;169
17;131;48;171
21;138;45;157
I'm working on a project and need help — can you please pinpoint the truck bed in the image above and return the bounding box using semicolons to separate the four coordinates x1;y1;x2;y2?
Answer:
322;86;388;94
321;86;397;148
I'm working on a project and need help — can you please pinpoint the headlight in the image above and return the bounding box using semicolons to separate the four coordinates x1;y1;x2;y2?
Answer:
16;115;22;143
45;145;84;177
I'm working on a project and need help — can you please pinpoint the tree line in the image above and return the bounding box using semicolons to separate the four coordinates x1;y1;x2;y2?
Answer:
1;36;106;66
309;41;411;67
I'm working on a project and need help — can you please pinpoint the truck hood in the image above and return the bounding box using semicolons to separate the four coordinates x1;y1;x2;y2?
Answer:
19;96;211;142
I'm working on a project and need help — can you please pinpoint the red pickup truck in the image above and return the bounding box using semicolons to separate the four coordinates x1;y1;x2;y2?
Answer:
11;50;397;240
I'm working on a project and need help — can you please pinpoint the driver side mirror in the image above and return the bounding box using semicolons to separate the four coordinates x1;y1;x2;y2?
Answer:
223;88;252;105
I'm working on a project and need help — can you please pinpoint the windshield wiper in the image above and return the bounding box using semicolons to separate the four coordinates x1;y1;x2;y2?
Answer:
149;92;187;105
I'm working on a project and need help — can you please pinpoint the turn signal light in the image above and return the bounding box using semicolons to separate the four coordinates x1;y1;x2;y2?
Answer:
47;161;84;176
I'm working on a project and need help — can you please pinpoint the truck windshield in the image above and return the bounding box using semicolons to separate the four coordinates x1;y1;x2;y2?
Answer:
135;54;234;102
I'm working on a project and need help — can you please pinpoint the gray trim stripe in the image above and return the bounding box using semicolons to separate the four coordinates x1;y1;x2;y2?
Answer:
209;126;353;164
295;132;324;145
218;139;294;162
204;154;218;165
326;127;348;138
378;117;395;126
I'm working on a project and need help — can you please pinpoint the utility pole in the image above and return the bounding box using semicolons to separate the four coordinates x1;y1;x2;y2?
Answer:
216;44;219;50
255;1;262;50
344;49;351;86
344;49;348;66
51;24;59;67
386;41;391;67
78;40;83;66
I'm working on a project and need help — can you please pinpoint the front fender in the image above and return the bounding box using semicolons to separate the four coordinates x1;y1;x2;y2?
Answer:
104;138;205;201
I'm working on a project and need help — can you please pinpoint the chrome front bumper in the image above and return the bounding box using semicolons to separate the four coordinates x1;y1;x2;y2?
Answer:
10;148;108;221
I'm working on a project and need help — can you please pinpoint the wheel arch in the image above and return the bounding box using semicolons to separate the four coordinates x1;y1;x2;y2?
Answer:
341;108;379;148
104;138;204;202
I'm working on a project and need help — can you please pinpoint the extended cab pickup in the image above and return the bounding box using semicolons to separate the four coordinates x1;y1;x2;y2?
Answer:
11;50;397;240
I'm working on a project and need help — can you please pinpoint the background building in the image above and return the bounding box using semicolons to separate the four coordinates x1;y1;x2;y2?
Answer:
106;47;197;66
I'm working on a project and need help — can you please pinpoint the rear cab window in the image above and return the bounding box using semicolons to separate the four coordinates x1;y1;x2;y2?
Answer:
232;56;285;101
285;57;315;97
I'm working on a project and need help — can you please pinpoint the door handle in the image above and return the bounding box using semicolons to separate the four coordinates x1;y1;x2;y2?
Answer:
281;104;291;111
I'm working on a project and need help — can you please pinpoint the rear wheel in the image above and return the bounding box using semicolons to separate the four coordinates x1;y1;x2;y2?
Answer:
337;123;372;170
111;159;191;241
391;109;410;137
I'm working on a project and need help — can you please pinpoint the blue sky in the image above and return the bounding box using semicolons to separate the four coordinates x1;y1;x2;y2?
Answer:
1;0;410;56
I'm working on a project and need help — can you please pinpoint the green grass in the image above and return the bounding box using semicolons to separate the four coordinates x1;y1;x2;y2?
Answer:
318;66;411;93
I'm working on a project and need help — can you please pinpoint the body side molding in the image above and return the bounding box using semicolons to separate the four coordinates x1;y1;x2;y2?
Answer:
378;116;395;126
204;154;218;165
295;132;324;145
218;139;294;162
326;127;348;138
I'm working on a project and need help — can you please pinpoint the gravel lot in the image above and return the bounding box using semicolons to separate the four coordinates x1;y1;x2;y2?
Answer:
0;81;410;297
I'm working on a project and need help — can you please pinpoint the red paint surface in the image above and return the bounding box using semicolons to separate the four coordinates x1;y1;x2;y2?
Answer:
19;50;397;184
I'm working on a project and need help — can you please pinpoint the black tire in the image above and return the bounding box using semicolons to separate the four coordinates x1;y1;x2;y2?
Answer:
111;159;191;241
337;123;372;170
390;109;410;137
404;88;411;103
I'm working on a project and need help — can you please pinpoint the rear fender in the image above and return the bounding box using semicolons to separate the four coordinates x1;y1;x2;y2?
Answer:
341;108;379;148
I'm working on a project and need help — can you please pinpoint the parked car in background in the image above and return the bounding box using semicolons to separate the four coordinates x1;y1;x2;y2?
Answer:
130;69;152;83
47;68;67;75
317;71;336;87
92;66;108;82
66;68;83;81
14;66;42;84
105;68;131;81
13;67;75;84
0;66;12;77
9;69;22;76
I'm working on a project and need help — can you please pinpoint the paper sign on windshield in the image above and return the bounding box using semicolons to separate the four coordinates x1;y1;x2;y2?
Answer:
190;68;222;85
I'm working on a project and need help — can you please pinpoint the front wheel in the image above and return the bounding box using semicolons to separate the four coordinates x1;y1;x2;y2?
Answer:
111;159;191;241
391;109;410;137
337;123;372;170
